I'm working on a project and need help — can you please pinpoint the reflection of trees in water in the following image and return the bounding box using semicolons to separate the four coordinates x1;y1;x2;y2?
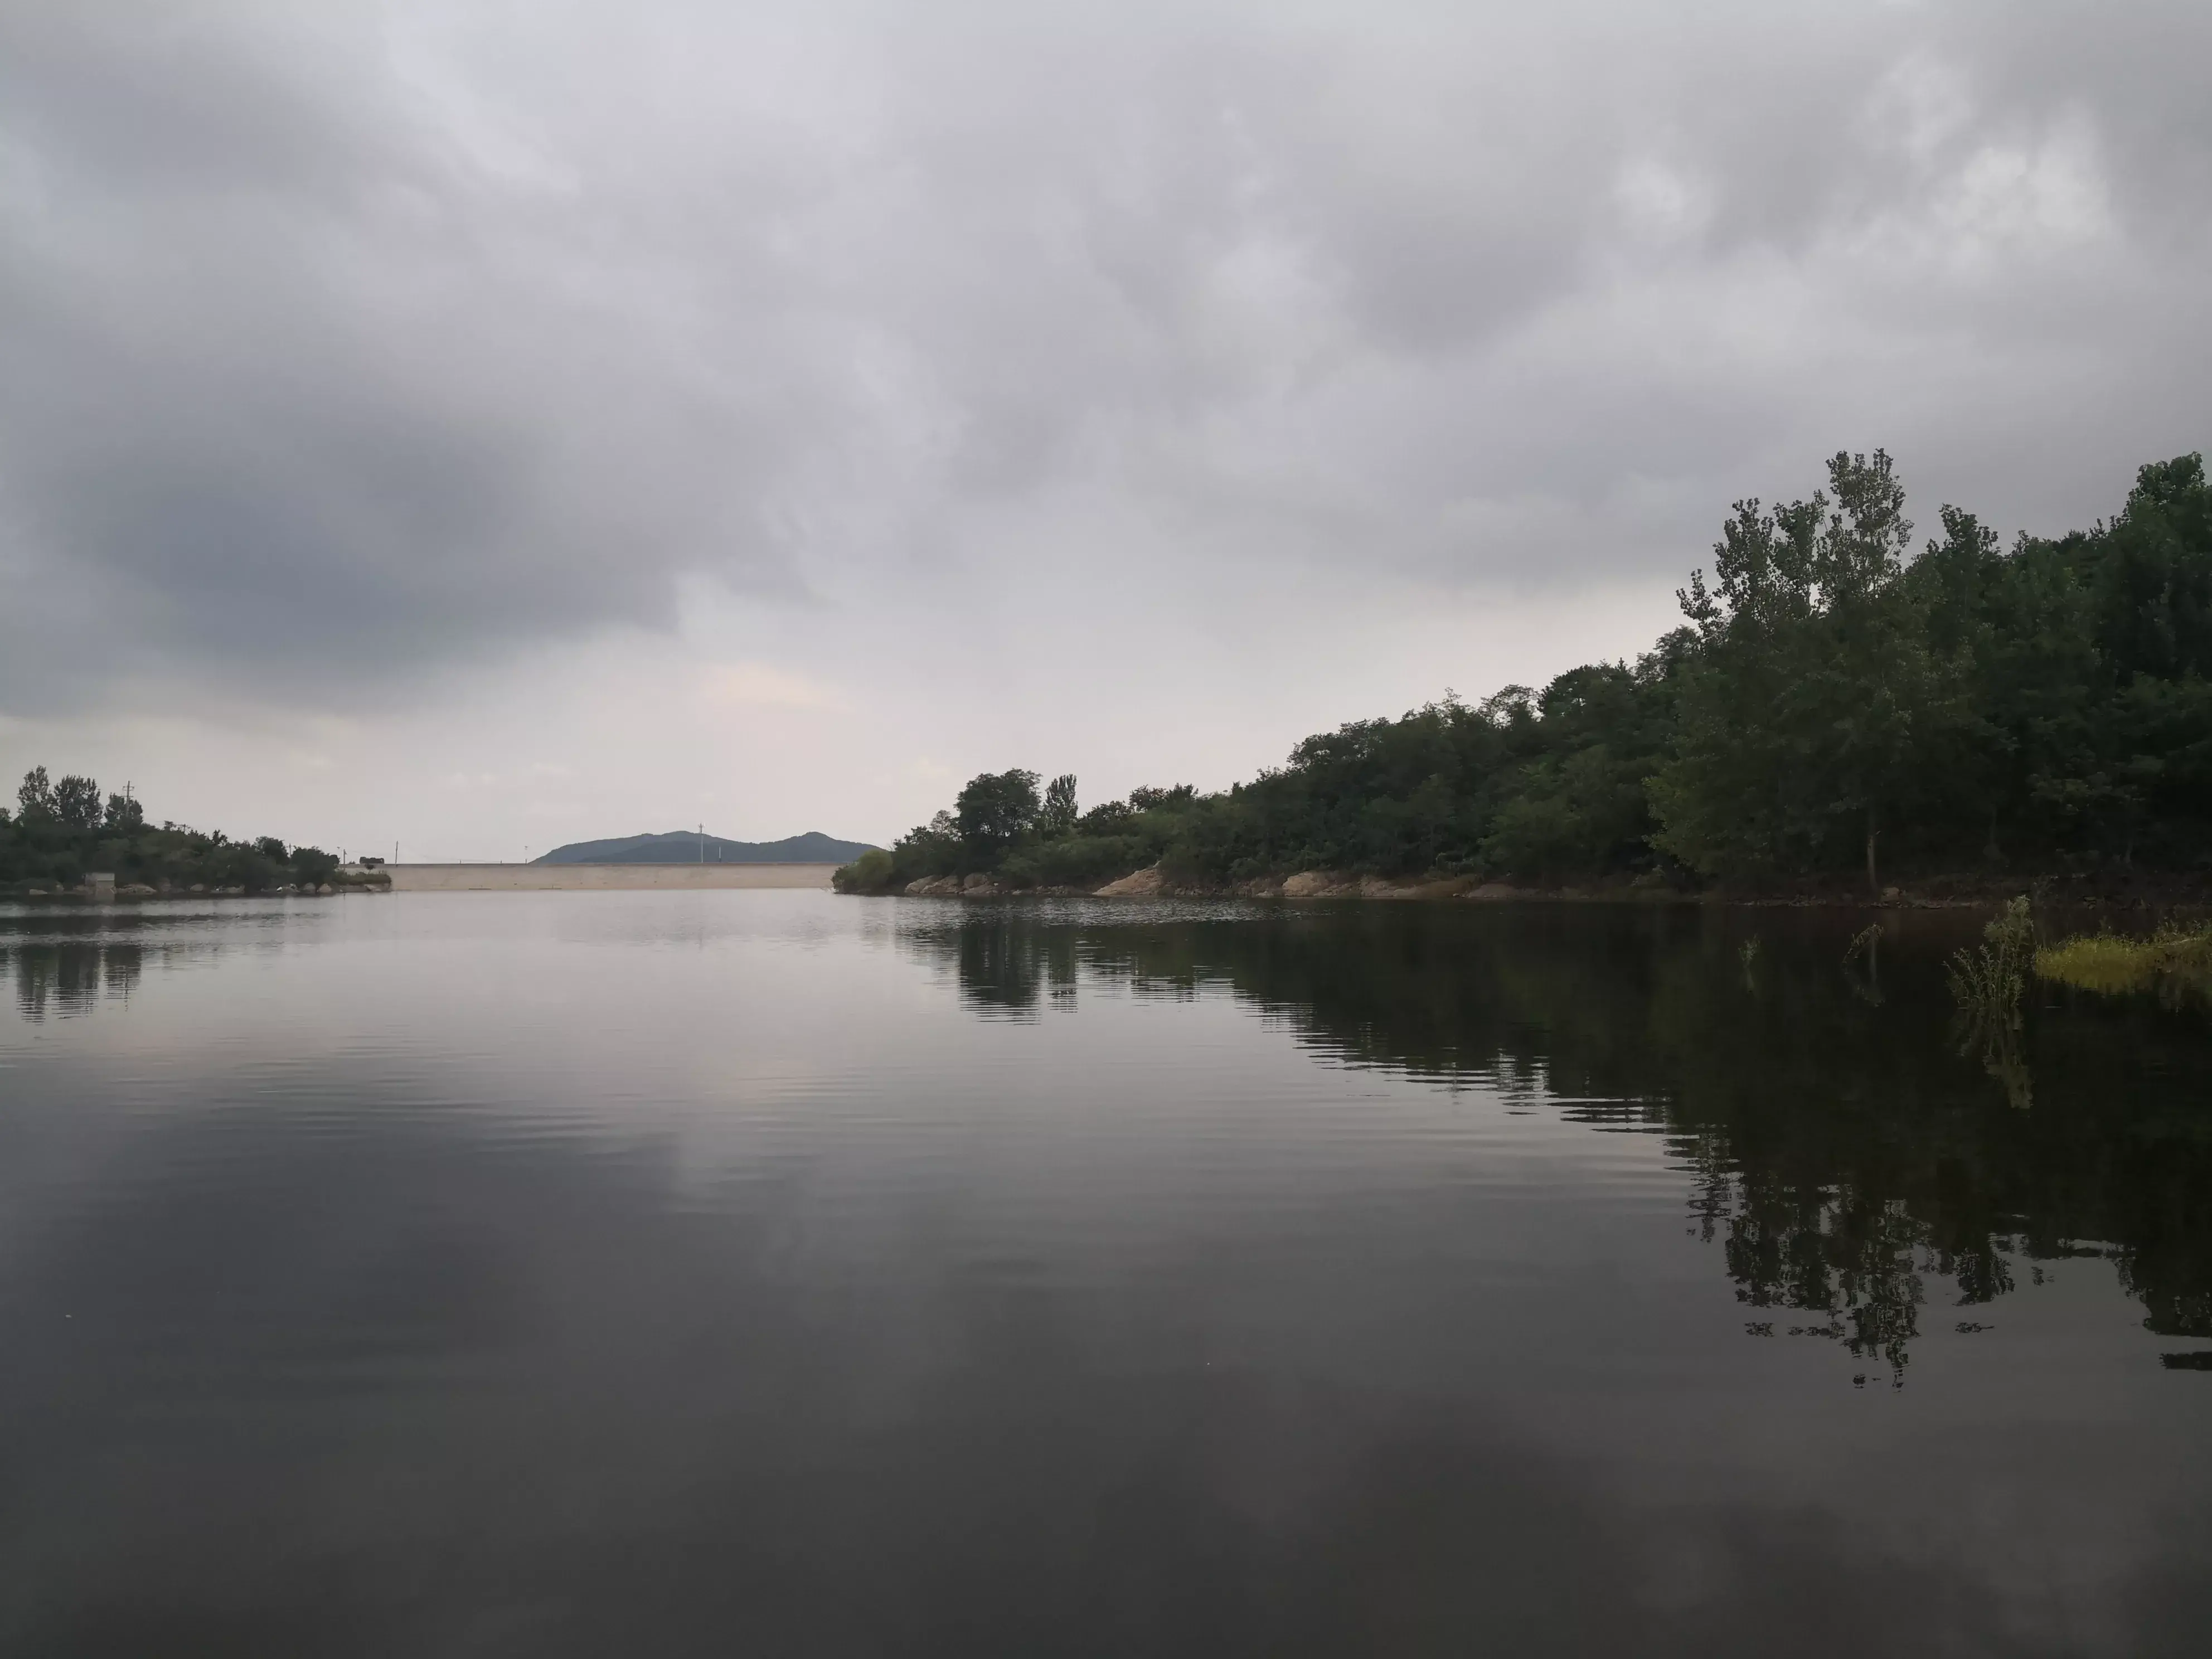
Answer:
948;921;1079;1016
8;942;142;1022
904;905;2212;1373
1688;1150;2021;1385
1717;1177;1938;1384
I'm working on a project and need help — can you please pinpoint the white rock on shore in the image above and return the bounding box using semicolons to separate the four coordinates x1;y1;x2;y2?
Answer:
1093;866;1165;897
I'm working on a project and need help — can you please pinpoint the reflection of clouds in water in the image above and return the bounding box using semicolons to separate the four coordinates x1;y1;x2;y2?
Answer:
0;1090;2161;1658
2;896;2209;1650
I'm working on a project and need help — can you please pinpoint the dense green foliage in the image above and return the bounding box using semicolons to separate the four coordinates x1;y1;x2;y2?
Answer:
837;450;2212;894
1;767;342;895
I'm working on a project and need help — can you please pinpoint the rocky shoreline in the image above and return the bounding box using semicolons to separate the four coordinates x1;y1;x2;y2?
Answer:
897;867;1509;901
885;863;2212;910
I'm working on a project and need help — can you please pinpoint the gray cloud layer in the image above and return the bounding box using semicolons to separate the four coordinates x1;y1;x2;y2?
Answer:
3;0;2208;716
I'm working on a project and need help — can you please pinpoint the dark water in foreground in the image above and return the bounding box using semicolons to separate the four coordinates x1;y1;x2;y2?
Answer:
2;892;2208;1656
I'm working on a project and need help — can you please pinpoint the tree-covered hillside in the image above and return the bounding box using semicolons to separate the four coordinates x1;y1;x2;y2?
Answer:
839;450;2212;896
537;830;877;865
1;768;344;895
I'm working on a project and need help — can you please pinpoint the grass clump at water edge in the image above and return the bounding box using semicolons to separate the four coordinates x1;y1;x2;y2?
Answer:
2035;923;2212;1002
1948;898;2036;1109
1948;898;2034;1024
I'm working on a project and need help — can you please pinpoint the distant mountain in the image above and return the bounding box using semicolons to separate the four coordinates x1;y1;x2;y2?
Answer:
535;831;880;866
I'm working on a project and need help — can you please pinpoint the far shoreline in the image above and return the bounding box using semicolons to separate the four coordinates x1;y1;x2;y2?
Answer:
386;862;841;891
8;861;2201;912
1;863;842;900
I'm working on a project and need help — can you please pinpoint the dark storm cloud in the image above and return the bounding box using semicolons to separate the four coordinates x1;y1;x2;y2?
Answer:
0;1;379;199
0;0;826;707
1;0;2207;712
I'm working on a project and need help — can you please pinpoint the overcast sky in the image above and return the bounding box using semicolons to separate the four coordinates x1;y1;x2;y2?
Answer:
2;0;2207;856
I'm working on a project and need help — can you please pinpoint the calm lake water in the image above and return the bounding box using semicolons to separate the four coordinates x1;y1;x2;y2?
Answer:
3;891;2208;1656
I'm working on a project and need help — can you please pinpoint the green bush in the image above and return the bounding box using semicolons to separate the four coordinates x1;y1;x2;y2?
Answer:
293;846;341;886
833;848;898;894
1001;835;1150;890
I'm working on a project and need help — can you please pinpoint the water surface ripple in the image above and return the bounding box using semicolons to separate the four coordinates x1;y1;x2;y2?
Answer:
1;892;2207;1656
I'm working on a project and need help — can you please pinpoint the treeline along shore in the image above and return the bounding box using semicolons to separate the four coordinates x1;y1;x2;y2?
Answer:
838;449;2212;905
1;768;385;899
